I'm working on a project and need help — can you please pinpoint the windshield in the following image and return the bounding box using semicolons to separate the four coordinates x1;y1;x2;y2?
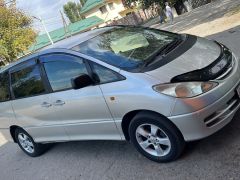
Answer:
72;27;180;71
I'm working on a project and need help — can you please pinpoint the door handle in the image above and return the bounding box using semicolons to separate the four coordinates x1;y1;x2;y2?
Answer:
41;102;52;108
53;100;65;106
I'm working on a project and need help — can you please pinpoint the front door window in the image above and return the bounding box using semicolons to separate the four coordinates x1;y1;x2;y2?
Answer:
42;56;88;92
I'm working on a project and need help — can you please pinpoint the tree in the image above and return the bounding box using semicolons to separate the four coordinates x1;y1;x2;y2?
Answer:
0;0;36;64
63;1;85;23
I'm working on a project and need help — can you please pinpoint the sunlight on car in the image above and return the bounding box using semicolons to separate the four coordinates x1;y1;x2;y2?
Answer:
110;33;149;53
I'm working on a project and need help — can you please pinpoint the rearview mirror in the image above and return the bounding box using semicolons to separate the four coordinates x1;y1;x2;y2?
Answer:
71;74;94;90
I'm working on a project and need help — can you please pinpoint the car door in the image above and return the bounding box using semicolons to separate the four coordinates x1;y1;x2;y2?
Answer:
10;59;69;142
39;53;121;141
0;72;16;130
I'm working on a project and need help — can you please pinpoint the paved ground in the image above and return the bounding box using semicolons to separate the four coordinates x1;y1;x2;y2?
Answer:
146;0;240;33
0;26;240;180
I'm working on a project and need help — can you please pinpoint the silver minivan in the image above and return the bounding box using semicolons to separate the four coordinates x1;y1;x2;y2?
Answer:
0;26;239;162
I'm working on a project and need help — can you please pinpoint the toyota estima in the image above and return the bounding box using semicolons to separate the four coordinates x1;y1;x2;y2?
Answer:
0;26;239;162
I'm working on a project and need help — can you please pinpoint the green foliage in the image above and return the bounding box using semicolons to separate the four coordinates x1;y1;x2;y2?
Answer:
63;1;85;23
0;0;36;64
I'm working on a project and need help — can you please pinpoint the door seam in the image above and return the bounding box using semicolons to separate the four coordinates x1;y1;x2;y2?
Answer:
98;85;124;140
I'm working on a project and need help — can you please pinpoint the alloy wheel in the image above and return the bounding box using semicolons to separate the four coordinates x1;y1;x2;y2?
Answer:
18;133;34;154
135;123;171;157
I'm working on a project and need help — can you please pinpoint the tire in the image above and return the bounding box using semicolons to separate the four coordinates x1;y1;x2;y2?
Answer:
15;128;46;157
129;112;185;163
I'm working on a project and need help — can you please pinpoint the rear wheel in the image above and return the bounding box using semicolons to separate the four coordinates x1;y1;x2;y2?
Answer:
129;112;185;162
15;128;46;157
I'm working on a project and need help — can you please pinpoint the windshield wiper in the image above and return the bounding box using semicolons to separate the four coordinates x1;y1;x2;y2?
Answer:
143;38;182;67
159;38;182;55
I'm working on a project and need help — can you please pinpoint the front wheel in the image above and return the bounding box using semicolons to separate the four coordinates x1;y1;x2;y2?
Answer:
15;128;46;157
129;112;185;163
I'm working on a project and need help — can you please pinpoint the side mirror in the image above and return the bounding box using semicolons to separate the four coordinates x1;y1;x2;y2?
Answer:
71;74;94;89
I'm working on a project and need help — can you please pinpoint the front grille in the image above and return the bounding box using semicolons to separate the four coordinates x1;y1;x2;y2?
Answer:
204;94;240;127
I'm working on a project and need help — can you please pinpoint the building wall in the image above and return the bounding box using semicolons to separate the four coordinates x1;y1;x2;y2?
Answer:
110;12;143;26
84;0;132;23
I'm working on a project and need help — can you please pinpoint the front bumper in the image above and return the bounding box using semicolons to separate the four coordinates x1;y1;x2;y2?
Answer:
169;82;240;141
169;53;240;141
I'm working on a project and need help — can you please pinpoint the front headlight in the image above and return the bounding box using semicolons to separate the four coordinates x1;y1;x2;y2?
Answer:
153;82;218;98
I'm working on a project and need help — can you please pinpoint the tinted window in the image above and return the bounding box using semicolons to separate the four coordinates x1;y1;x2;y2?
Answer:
43;56;88;91
0;72;10;101
91;63;124;84
72;27;179;70
11;65;45;99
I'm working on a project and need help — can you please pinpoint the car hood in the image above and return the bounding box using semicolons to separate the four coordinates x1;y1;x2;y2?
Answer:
145;37;221;83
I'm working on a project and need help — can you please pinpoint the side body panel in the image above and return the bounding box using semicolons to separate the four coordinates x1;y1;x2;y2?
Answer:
11;94;69;142
46;86;121;141
0;102;15;129
0;101;16;141
99;73;176;137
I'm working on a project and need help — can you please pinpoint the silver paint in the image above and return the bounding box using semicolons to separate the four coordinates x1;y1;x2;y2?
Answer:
145;37;221;83
0;28;239;144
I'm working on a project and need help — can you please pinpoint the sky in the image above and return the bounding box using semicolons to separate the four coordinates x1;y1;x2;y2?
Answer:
16;0;79;34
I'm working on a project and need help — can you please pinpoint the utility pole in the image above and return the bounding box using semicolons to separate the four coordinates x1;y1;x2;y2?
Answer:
60;10;70;38
33;16;54;45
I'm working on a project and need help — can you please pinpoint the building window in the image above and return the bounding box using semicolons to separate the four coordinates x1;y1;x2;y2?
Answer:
108;3;115;10
126;12;133;16
99;5;108;14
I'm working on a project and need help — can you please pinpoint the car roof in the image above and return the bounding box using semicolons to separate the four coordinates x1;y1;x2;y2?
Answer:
0;26;115;73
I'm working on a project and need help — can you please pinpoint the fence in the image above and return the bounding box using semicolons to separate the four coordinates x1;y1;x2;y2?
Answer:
110;13;141;26
110;8;159;26
109;0;212;26
190;0;212;9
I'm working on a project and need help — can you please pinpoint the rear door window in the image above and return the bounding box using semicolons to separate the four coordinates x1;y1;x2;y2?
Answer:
11;63;46;99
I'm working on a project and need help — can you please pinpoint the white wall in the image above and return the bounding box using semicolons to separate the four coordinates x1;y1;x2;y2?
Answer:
84;0;126;22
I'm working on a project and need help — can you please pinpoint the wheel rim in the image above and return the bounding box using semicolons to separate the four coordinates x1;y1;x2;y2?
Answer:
135;124;171;157
18;133;34;154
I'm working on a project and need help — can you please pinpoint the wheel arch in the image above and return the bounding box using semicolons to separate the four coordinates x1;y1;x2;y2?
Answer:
10;125;22;143
121;110;183;141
